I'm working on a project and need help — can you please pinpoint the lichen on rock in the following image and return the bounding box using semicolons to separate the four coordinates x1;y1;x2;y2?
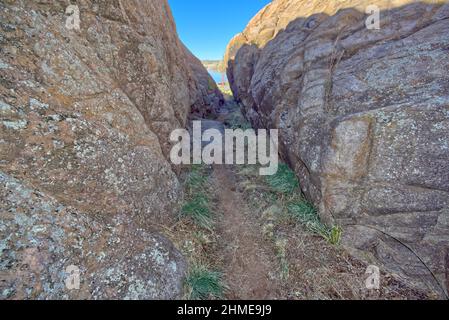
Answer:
0;0;221;299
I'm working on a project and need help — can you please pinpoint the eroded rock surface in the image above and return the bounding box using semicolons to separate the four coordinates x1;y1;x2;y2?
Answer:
0;173;186;299
0;0;219;299
185;46;224;118
227;0;449;296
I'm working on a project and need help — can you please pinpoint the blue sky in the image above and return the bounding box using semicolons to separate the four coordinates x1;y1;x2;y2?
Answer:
168;0;272;60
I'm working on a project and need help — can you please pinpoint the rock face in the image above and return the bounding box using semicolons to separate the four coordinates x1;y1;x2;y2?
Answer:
0;0;219;299
185;46;224;118
224;0;399;69
227;0;449;296
0;172;186;299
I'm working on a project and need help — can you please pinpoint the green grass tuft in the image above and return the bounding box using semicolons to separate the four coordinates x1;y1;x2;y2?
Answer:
182;194;213;230
185;165;208;192
265;163;299;194
181;165;216;229
287;200;342;245
186;265;225;300
327;225;343;246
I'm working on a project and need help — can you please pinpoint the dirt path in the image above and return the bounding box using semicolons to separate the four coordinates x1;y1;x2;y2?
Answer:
193;102;282;299
213;166;281;299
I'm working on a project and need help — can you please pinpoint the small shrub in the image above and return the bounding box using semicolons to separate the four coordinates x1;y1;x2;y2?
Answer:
186;265;225;300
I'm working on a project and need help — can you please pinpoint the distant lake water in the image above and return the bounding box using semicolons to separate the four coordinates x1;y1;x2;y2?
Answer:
208;70;228;84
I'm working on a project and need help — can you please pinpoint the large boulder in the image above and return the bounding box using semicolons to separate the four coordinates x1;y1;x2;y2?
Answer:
0;0;217;299
0;172;186;299
227;0;449;297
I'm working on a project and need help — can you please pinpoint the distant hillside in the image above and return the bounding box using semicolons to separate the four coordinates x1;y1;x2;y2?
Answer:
202;60;225;72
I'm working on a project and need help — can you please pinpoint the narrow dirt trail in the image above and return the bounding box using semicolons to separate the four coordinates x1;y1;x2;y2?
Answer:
193;100;282;299
213;165;281;299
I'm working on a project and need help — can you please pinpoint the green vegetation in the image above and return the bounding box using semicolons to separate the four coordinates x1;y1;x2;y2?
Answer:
328;225;343;246
184;165;209;193
265;163;299;194
287;200;342;245
181;165;214;230
175;165;226;300
182;194;213;230
186;264;225;300
241;163;342;246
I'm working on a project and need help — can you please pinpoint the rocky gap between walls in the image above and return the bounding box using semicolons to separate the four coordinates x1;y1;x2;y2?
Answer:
0;0;448;300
